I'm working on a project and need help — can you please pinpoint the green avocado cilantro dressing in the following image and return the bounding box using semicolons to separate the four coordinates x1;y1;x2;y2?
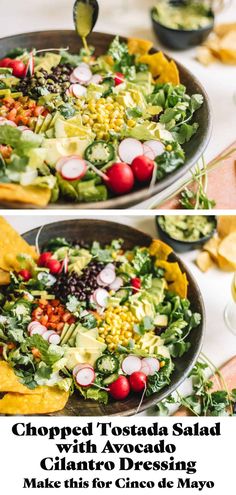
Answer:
75;2;93;38
152;1;213;31
159;215;215;242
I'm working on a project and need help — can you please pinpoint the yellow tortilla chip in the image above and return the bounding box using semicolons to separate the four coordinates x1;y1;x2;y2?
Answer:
0;183;51;207
0;387;69;415
217;216;236;239
196;251;214;273
155;260;188;298
0;217;37;272
215;23;236;38
203;236;221;262
196;46;217;66
156;60;180;85
0;361;42;394
149;239;173;260
128;37;153;55
139;51;169;78
218;232;236;270
0;269;10;285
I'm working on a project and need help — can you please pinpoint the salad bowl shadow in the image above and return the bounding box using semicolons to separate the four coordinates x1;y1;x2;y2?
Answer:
22;219;205;416
0;30;212;209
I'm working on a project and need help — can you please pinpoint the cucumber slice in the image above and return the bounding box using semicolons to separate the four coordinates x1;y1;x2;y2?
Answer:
100;77;115;97
59;323;70;342
85;141;115;168
103;373;119;385
115;288;130;304
95;354;119;376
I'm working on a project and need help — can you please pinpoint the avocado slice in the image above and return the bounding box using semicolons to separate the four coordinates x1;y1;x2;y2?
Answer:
40;113;53;133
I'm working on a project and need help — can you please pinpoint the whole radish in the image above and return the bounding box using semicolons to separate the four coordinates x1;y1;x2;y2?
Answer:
129;371;147;392
106;162;134;195
109;375;130;400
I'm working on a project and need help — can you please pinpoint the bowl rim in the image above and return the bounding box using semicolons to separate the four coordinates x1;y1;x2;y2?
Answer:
0;29;212;210
22;218;205;416
151;6;215;34
156;214;217;246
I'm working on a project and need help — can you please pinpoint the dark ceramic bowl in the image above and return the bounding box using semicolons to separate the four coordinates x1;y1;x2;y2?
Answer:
151;6;214;50
156;215;217;253
0;30;212;209
21;219;205;416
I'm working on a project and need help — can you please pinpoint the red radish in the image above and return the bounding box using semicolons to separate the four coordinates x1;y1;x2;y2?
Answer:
73;363;93;376
131;277;141;293
76;367;95;387
109;375;130;400
143;140;164;158
129;371;147;392
131;155;155;182
1;120;17;127
114;72;125;86
89;74;103;85
96;274;106;287
93;288;109;307
30;325;47;337
28;321;43;333
70;73;79;83
45;258;61;274
142;357;160;376
109;276;123;291
70;83;87;98
99;267;116;286
106;162;134;195
143;143;155;160
38;251;52;267
0;58;12;67
18;269;32;281
42;330;56;341
72;65;92;84
122;355;142;375
28;321;46;334
118;138;143;164
8;59;26;78
140;362;151;376
61;157;87;181
55;157;68;173
48;333;61;345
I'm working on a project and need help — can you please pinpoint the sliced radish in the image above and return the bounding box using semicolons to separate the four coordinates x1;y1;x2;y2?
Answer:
30;325;47;336
18;125;29;131
93;288;109;307
142;357;160;375
48;333;61;345
2;120;17;127
70;73;79;84
72;65;92;84
76;367;95;387
61;157;87;181
28;321;44;333
122;355;142;375
70;83;87;98
89;293;97;306
89;74;103;85
118;138;143;164
99;267;116;286
109;276;123;291
96;274;106;287
106;263;115;271
143;140;165;158
143;143;155;160
56;156;68;173
42;330;56;341
73;363;93;376
140;362;151;376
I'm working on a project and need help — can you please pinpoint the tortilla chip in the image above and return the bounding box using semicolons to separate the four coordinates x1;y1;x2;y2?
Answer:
0;217;37;272
0;269;10;285
0;387;69;415
218;232;236;270
215;23;236;38
219;47;236;64
203;236;221;262
128;37;153;55
218;216;236;239
155;260;188;298
139;51;169;78
0;183;51;207
0;361;42;394
196;251;214;273
196;46;217;66
149;239;173;260
156;60;180;85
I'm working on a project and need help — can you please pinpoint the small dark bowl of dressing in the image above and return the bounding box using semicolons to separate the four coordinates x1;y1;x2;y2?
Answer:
151;0;214;50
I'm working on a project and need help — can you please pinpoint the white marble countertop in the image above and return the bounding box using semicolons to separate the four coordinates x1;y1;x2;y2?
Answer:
4;214;236;414
1;0;236;208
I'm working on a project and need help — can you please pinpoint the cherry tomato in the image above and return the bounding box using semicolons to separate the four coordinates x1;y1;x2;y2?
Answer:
45;259;61;274
0;58;12;68
109;376;130;400
131;277;141;293
114;72;125;86
38;252;52;267
129;371;147;393
18;269;32;282
131;155;155;182
8;59;26;78
106;162;134;195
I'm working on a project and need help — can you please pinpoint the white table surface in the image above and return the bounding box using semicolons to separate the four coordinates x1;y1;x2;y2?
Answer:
1;0;236;208
4;214;236;414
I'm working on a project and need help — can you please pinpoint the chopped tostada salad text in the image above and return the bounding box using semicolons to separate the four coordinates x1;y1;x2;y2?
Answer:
0;37;203;206
0;219;201;414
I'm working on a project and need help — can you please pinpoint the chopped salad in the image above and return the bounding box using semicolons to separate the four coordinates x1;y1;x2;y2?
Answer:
0;234;201;411
0;36;203;206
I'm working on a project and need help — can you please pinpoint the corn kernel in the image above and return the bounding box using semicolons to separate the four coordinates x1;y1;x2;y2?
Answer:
166;144;172;152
